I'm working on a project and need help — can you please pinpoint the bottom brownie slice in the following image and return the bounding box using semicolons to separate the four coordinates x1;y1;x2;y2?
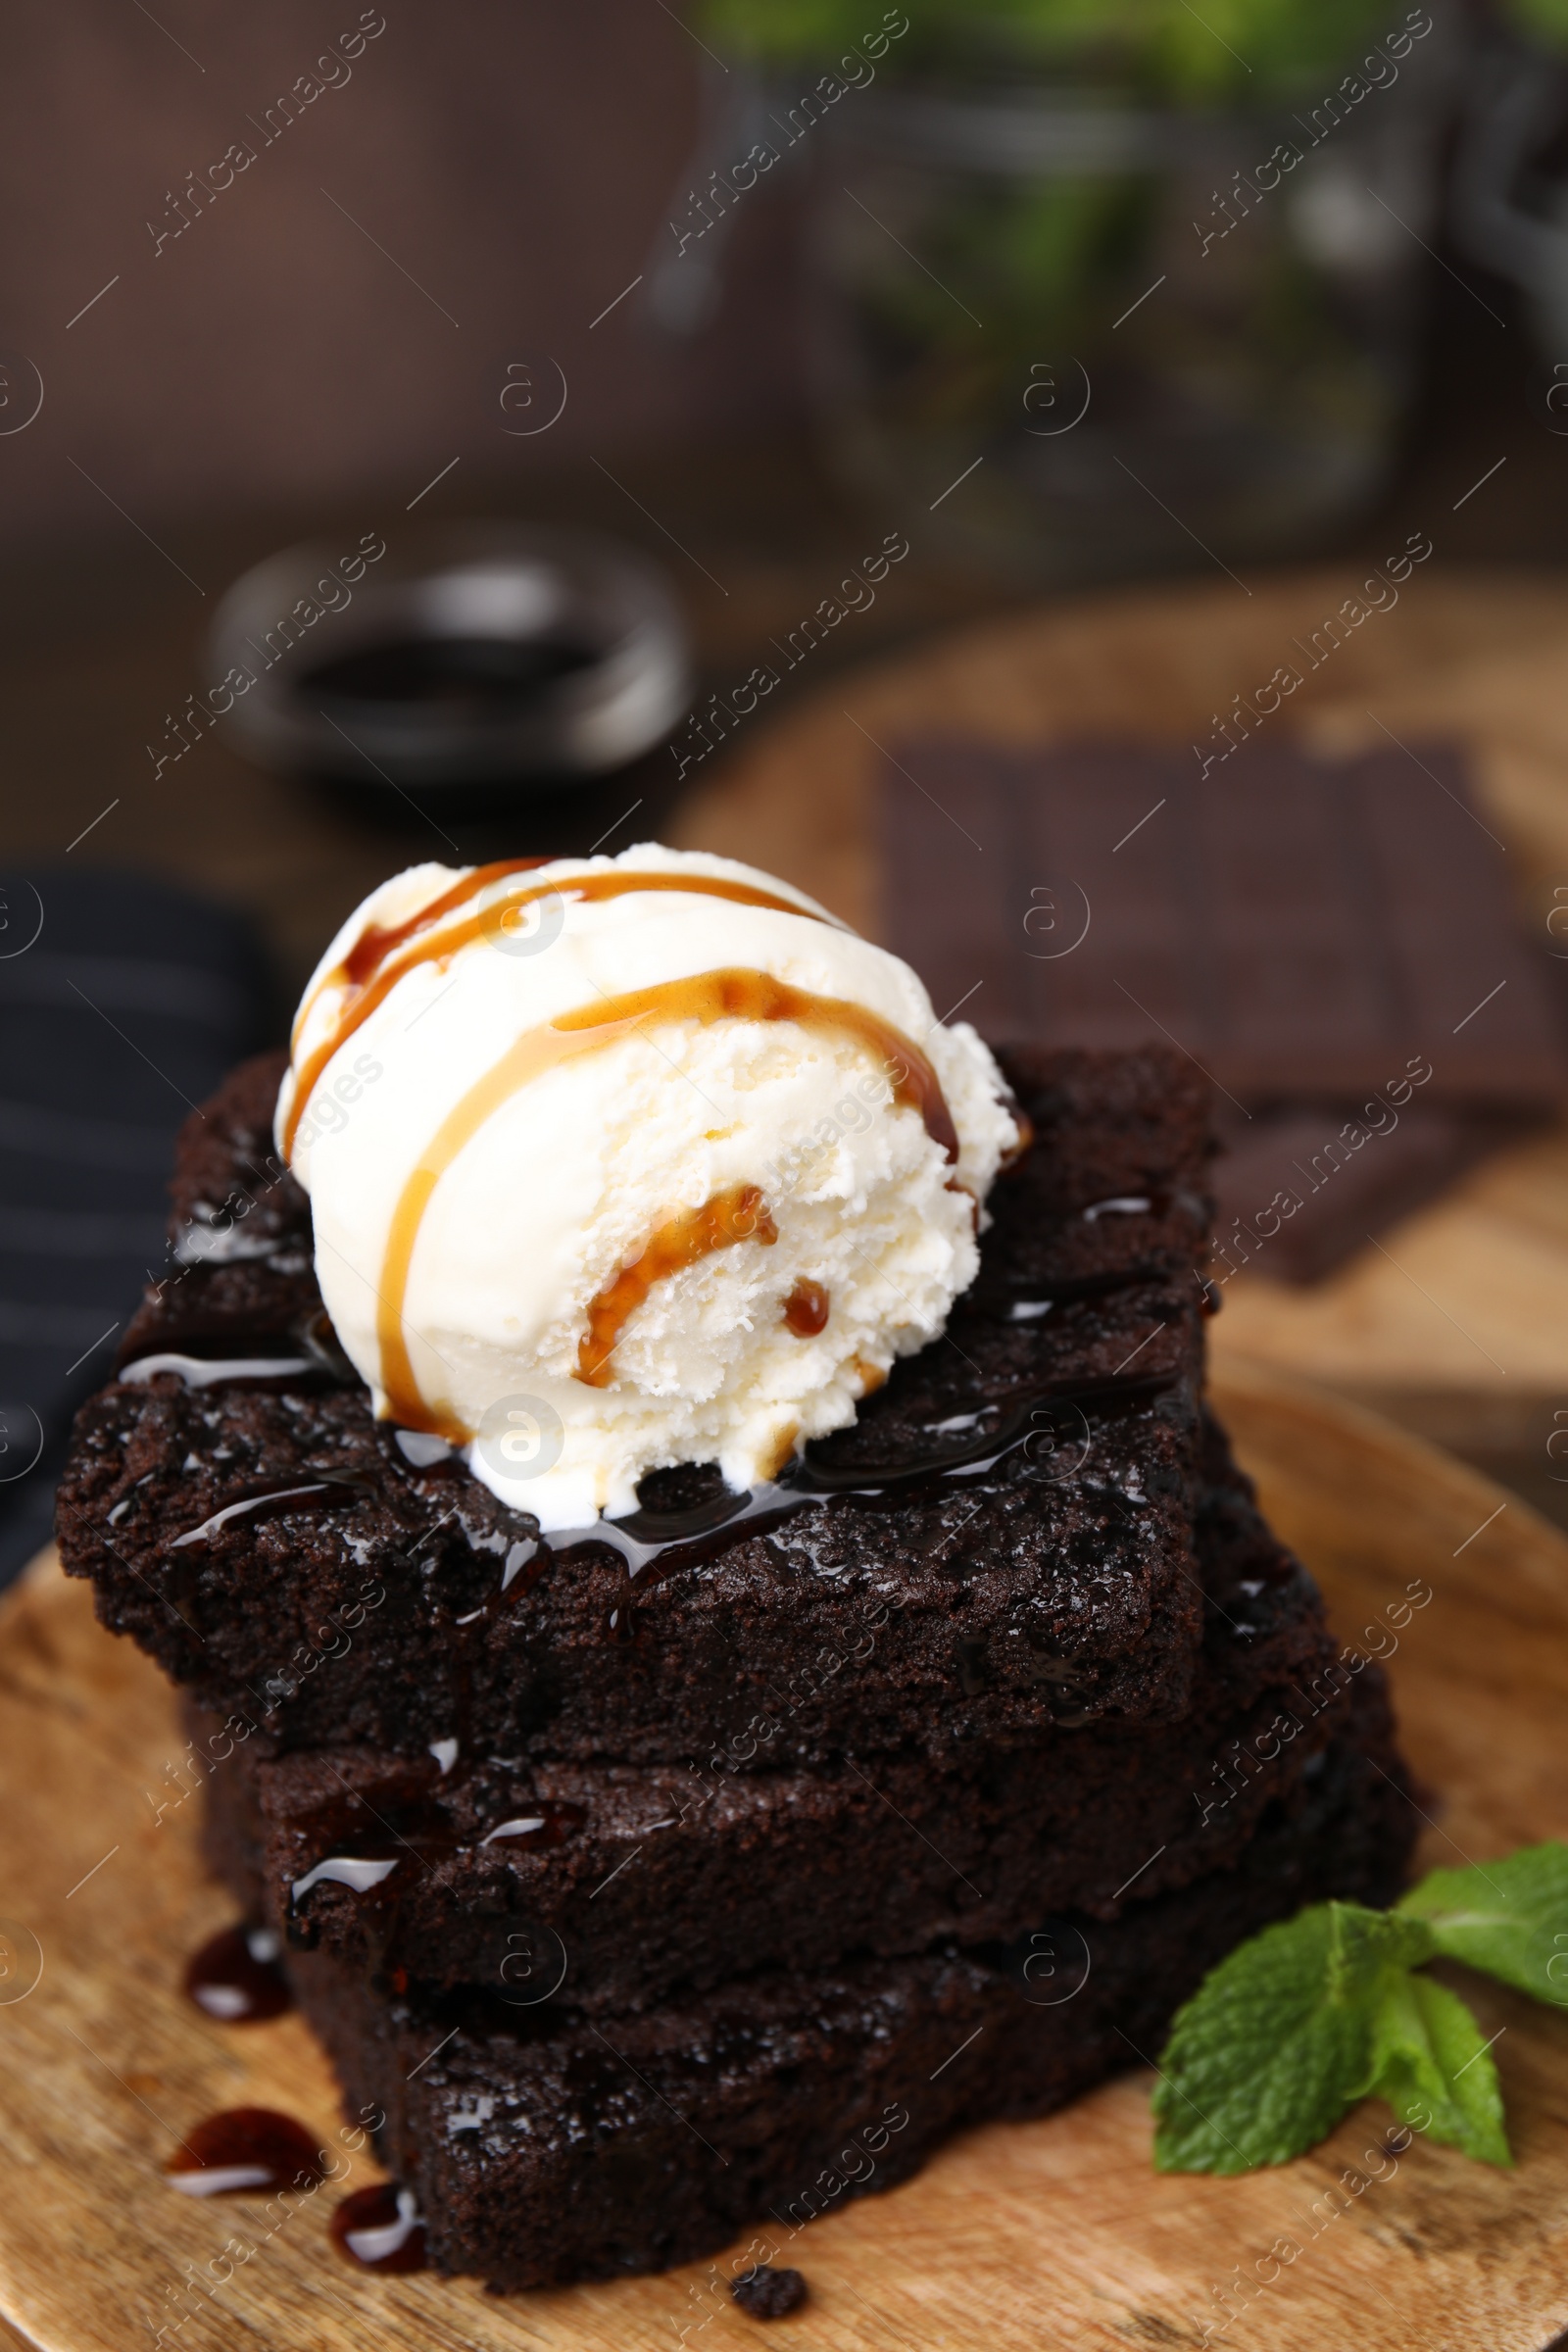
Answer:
237;1689;1413;2291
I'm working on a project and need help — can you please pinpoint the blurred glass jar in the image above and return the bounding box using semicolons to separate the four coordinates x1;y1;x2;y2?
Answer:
800;44;1455;579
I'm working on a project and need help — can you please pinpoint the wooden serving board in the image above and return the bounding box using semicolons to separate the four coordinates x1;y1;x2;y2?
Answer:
0;1361;1565;2352
673;568;1568;1455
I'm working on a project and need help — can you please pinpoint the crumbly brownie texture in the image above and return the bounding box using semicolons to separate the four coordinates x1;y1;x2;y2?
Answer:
119;1057;319;1354
731;2266;808;2318
59;1048;1218;1765
200;1448;1361;2011
268;1700;1413;2293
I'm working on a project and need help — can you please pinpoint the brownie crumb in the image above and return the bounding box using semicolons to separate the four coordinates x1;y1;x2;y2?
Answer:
731;2266;808;2319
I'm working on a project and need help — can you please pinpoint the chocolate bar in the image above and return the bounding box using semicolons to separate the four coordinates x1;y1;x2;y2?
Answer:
880;737;1565;1108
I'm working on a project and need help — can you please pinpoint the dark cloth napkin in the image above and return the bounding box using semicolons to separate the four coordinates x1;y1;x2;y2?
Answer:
880;737;1568;1282
0;870;270;1590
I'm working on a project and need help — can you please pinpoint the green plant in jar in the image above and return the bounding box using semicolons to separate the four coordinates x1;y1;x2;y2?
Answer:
1494;0;1568;48
692;0;1441;570
698;0;1407;101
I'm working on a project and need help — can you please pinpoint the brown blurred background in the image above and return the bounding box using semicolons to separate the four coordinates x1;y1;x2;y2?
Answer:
3;0;1564;988
0;1;1561;956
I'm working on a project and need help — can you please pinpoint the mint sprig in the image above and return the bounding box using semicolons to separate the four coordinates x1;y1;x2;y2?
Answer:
1152;1841;1568;2174
1396;1842;1568;2008
1363;1969;1510;2166
1152;1902;1435;2173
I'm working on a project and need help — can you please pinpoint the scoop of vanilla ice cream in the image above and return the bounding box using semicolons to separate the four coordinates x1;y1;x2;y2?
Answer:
279;845;1020;1528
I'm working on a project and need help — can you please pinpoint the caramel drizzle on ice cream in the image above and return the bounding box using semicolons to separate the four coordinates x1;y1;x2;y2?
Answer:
575;1184;778;1388
283;864;840;1159
375;968;959;1436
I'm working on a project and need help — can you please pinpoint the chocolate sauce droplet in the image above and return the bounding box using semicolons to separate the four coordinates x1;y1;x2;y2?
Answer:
183;1923;292;2022
166;2109;326;2196
330;2181;429;2271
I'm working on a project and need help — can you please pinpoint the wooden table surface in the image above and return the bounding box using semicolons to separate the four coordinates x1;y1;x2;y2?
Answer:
676;565;1568;1469
0;1360;1564;2352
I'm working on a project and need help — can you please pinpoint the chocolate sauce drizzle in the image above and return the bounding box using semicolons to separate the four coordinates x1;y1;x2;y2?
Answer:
564;1364;1179;1640
122;1351;316;1390
183;1923;292;2022
166;2109;325;2195
330;2181;428;2272
283;1767;588;1945
286;1789;588;1886
117;1307;358;1390
968;1263;1167;1313
167;1467;380;1549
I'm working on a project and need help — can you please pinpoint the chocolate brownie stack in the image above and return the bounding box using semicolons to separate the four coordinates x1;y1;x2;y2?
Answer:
59;1045;1414;2289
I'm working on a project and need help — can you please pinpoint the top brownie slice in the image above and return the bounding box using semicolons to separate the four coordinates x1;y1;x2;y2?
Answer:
58;1045;1217;1766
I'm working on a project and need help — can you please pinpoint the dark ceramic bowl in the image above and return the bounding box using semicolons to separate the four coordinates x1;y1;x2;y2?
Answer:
207;523;692;824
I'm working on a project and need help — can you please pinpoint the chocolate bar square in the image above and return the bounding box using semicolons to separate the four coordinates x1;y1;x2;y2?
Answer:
880;737;1566;1109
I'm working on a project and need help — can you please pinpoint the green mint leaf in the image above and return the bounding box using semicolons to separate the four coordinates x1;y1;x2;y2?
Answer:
1325;1898;1437;1987
1152;1901;1435;2174
1396;1841;1568;2008
1363;1969;1511;2165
